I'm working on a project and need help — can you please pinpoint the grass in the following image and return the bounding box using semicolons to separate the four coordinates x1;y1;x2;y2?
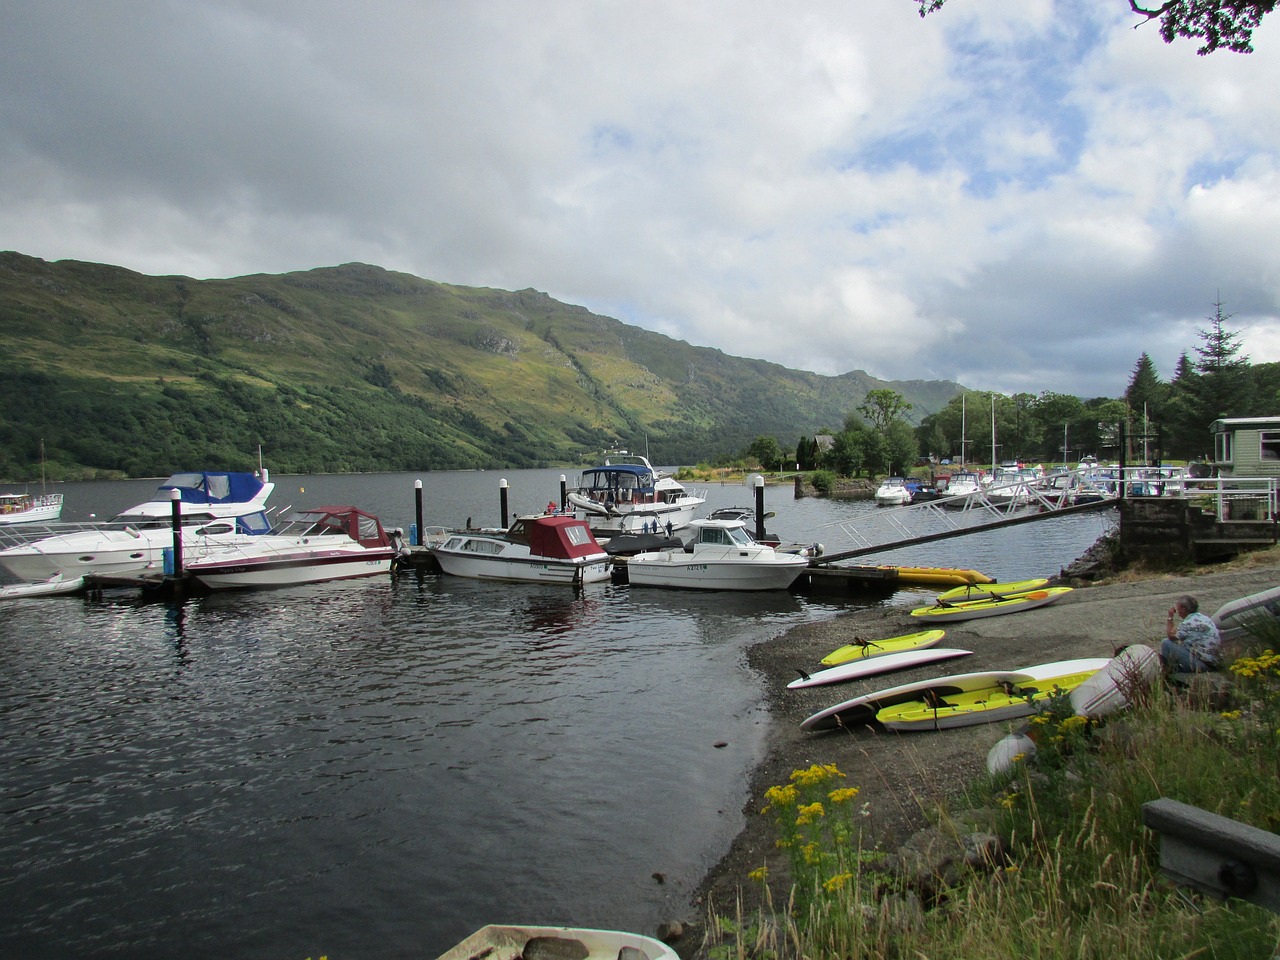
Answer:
707;623;1280;960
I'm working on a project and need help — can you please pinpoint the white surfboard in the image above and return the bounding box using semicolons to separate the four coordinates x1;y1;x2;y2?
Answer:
800;657;1110;733
788;647;973;689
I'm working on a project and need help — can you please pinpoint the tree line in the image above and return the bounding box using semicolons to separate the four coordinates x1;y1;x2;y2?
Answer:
740;299;1279;477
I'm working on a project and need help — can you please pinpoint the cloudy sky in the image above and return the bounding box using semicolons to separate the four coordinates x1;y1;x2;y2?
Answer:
4;1;1280;399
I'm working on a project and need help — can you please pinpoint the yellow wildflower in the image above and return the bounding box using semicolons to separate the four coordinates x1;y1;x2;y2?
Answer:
802;842;821;865
823;872;854;892
828;787;861;804
762;783;797;812
1220;709;1242;720
795;802;825;825
747;866;768;883
790;763;844;787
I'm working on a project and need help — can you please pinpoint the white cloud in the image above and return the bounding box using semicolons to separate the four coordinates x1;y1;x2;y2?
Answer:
4;0;1280;401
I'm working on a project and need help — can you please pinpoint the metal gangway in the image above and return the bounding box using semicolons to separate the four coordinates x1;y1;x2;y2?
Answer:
812;472;1114;564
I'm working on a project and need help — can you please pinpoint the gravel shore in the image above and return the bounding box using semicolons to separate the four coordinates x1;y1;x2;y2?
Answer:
686;559;1280;944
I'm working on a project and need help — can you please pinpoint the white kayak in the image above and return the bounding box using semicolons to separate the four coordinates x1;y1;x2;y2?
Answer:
787;647;973;689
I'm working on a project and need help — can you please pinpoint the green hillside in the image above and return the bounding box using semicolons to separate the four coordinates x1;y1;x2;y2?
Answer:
0;252;961;479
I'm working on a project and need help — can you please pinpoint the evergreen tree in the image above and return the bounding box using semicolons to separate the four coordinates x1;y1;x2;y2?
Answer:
1192;296;1250;420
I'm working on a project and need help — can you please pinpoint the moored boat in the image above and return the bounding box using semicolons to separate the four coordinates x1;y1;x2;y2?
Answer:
568;454;705;537
0;470;275;582
874;476;912;506
623;517;810;591
431;514;612;584
185;505;402;590
0;492;64;525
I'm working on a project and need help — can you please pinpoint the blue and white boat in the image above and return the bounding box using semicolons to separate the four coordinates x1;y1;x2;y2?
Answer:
568;454;704;537
0;470;275;582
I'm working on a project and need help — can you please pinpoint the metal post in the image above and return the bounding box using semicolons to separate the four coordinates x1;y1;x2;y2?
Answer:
560;475;568;513
754;475;766;542
169;488;183;579
500;479;509;529
414;479;424;546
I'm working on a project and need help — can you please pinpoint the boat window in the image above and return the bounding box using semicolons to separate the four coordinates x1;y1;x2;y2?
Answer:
726;525;753;546
358;516;380;540
701;527;730;546
195;522;235;536
238;512;272;534
564;525;592;547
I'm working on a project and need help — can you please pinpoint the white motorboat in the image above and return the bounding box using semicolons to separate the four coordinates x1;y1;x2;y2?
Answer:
431;514;612;584
568;454;704;537
624;517;810;591
0;492;63;525
186;505;402;590
938;470;982;508
0;470;275;582
874;476;912;506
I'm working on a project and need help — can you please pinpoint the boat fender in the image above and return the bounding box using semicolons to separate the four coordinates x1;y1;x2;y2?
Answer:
124;525;141;539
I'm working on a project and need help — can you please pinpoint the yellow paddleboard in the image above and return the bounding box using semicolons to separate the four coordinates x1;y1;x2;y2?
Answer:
935;578;1049;604
820;629;946;667
910;586;1073;622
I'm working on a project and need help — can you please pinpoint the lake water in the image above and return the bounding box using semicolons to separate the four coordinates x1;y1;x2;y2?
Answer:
0;469;1112;960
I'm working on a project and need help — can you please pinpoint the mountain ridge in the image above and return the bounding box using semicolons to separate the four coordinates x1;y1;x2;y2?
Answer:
0;251;962;479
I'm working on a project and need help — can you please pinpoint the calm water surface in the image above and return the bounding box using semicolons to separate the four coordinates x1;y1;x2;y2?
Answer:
0;470;1111;959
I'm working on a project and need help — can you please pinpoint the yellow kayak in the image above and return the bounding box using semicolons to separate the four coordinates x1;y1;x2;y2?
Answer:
820;629;946;666
909;586;1073;622
935;578;1050;603
875;665;1101;731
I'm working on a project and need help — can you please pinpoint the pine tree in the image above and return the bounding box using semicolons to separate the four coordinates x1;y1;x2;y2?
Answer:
1192;296;1250;421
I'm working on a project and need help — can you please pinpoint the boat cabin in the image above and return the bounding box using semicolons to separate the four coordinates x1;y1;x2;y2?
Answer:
1210;417;1280;479
507;515;607;560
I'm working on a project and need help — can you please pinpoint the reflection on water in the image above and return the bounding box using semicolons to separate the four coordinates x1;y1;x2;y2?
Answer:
0;471;1110;960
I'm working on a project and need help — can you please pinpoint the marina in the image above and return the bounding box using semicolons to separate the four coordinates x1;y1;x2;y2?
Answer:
0;468;1112;960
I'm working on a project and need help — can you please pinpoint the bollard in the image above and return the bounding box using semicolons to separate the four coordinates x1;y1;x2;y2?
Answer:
499;479;509;529
414;479;424;547
169;488;184;579
560;475;568;513
754;475;766;542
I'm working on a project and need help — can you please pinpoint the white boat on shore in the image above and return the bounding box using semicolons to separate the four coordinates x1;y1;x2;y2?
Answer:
568;454;705;537
431;514;612;584
0;492;64;525
435;925;678;960
0;470;275;582
624;517;810;591
186;505;402;589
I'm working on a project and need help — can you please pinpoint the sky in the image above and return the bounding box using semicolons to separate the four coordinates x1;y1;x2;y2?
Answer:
4;1;1280;400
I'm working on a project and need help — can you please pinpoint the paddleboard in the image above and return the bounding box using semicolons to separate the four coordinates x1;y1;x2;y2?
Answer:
1211;585;1280;642
1068;644;1161;718
935;578;1050;604
909;586;1073;623
819;628;946;666
788;647;972;689
800;657;1109;733
875;664;1103;731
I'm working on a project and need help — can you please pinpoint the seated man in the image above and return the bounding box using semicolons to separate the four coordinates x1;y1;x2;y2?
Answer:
1161;594;1222;672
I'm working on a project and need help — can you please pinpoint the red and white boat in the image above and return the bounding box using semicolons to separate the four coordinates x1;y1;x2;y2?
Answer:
186;505;402;590
431;514;612;584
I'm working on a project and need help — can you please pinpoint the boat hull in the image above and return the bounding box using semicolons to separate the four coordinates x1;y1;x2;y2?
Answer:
0;527;268;582
625;553;808;591
189;549;395;589
432;549;612;584
436;925;679;960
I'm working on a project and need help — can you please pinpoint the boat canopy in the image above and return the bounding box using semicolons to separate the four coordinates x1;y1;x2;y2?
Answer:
277;505;390;547
579;464;656;498
153;471;266;505
527;516;606;560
